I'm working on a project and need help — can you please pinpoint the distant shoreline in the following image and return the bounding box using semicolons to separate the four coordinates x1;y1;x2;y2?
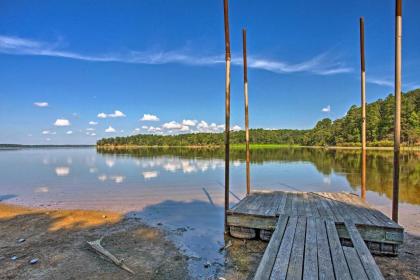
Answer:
96;144;420;151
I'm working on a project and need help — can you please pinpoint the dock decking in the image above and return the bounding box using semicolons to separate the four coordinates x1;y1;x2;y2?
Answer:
253;215;384;280
227;191;403;255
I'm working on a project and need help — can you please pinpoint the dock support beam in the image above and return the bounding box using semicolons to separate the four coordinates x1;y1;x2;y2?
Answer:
242;28;251;195
223;0;231;232
360;17;367;200
392;0;402;223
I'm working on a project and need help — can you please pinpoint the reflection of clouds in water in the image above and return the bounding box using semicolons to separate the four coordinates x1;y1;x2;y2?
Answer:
105;158;115;167
98;174;107;181
66;157;73;165
97;174;125;183
142;171;158;180
89;167;98;173
323;176;331;185
157;158;224;174
34;186;49;193
233;160;241;167
55;166;70;176
181;160;197;173
110;175;125;183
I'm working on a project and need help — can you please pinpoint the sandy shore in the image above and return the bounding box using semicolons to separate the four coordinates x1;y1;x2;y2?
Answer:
0;203;188;280
0;203;419;279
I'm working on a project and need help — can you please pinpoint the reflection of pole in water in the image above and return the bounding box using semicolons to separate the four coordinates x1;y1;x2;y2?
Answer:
242;28;251;195
361;149;367;200
359;17;367;201
223;0;231;232
392;0;402;223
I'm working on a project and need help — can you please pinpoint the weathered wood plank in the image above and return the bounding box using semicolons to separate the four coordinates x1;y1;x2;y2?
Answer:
342;246;369;280
315;218;335;280
276;191;288;215
345;221;385;280
303;217;318;280
270;217;298;280
286;216;306;279
325;219;352;280
254;216;289;280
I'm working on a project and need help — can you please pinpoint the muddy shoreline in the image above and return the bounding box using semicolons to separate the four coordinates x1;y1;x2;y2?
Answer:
0;203;419;279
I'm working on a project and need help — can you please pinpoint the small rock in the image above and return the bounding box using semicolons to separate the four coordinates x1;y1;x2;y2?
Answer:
204;261;211;268
17;238;26;243
157;222;163;226
219;278;226;280
102;215;107;219
29;258;39;265
11;256;18;261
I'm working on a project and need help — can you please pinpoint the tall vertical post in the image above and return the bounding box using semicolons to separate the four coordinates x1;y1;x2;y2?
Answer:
360;17;367;200
223;0;231;232
242;28;251;195
392;0;402;222
360;17;366;151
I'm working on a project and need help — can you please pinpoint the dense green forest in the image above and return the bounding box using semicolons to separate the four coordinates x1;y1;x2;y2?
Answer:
97;89;420;147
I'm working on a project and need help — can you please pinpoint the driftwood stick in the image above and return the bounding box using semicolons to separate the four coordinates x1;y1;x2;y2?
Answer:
87;238;135;275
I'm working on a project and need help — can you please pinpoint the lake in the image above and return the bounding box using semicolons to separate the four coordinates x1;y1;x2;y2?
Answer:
0;147;419;276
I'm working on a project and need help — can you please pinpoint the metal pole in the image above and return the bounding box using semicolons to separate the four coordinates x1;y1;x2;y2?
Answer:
392;0;402;223
223;0;231;232
360;17;366;151
243;28;251;195
360;17;367;200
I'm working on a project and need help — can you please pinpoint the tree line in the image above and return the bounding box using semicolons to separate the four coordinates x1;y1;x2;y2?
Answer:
97;89;420;147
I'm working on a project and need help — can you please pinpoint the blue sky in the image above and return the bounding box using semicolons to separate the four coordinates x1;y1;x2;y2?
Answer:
0;0;419;144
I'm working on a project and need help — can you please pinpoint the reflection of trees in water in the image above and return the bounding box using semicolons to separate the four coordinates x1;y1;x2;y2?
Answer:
97;147;419;205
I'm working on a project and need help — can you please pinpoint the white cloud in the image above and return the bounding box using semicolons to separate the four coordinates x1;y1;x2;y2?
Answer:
105;126;116;133
66;130;73;135
86;128;95;131
232;125;241;131
42;130;56;135
54;118;70;126
45;138;51;141
97;110;126;119
321;105;331;113
162;121;182;130
0;35;351;76
182;119;197;126
148;126;162;133
141;114;159;121
33;102;48;107
141;125;148;129
89;121;98;125
109;110;126;118
197;121;208;130
180;125;190;132
34;186;49;193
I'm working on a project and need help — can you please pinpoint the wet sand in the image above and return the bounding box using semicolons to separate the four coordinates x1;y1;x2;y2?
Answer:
0;203;188;280
1;202;419;279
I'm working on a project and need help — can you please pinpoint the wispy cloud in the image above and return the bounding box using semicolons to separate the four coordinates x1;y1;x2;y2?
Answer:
33;102;48;107
105;126;116;133
0;35;351;76
367;77;420;91
97;110;126;118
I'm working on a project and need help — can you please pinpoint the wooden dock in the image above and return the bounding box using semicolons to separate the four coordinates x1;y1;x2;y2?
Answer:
227;191;403;279
227;191;404;255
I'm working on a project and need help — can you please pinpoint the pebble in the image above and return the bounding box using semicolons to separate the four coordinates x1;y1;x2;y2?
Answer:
157;222;163;226
29;258;39;265
102;215;107;219
11;256;18;261
17;238;26;243
204;261;211;268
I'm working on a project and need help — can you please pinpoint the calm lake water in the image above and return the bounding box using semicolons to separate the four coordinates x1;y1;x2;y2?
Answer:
0;147;419;277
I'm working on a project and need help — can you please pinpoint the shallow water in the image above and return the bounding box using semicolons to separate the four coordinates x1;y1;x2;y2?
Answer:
0;147;419;277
